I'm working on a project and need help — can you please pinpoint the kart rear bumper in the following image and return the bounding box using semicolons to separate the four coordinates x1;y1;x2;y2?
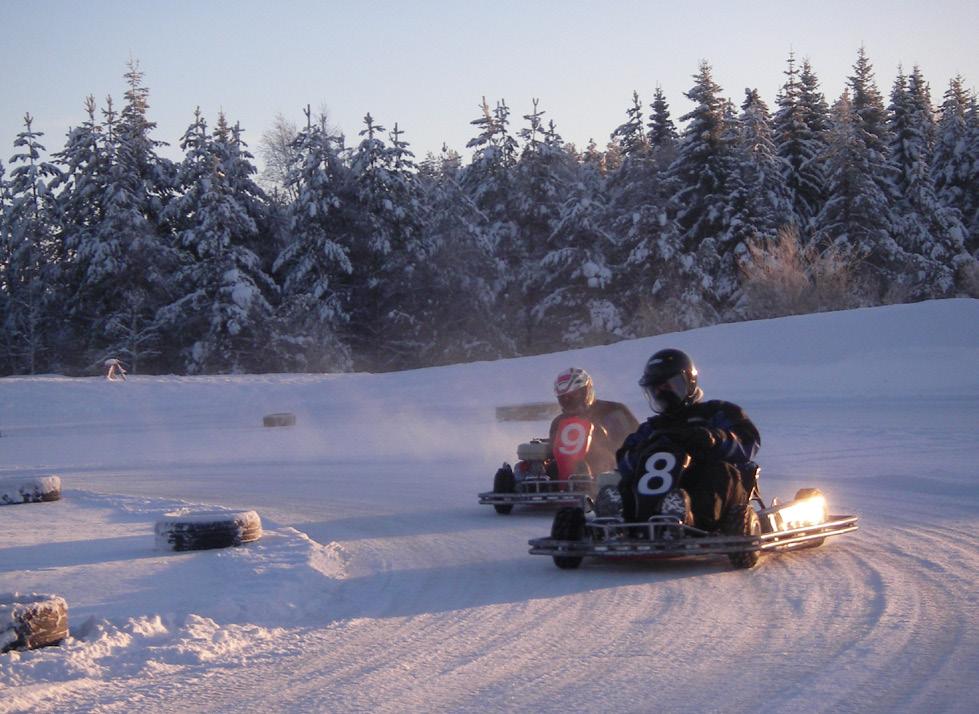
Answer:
478;476;595;508
478;490;590;507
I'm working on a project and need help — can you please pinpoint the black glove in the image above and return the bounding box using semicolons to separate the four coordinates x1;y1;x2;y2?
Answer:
682;427;720;453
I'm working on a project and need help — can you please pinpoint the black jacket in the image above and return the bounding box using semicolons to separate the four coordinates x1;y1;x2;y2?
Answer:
616;399;760;476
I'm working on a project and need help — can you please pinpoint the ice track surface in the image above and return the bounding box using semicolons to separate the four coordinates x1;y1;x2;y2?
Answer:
1;299;977;713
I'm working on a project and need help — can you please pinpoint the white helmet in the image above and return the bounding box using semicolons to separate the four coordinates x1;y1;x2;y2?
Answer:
554;367;595;414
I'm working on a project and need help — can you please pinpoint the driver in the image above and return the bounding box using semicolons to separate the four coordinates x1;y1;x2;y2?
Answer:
615;349;760;528
549;367;638;474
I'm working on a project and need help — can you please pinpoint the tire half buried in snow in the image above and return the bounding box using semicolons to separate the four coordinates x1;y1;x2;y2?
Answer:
155;510;263;552
1;593;69;653
0;475;62;505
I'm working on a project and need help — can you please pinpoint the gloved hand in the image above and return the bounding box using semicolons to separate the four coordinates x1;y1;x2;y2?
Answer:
682;426;720;453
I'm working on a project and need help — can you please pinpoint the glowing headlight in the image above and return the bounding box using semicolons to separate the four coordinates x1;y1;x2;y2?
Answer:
779;494;828;528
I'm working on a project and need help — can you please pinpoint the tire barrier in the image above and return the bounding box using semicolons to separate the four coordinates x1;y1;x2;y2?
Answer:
155;510;263;552
263;413;296;427
495;402;560;422
1;593;69;653
0;475;62;506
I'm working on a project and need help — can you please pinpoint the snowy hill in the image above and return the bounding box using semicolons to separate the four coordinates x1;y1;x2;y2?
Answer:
1;299;977;713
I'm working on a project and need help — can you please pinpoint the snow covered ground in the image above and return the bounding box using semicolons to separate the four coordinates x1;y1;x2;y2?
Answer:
1;299;977;713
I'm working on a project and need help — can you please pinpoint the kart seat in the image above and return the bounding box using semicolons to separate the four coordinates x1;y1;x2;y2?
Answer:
738;461;760;495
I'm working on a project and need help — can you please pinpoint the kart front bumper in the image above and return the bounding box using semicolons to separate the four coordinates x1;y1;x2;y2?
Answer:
528;515;859;559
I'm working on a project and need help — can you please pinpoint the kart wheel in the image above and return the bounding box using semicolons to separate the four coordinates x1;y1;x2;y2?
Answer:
1;593;69;653
793;488;828;548
551;506;585;570
723;503;762;569
492;466;515;515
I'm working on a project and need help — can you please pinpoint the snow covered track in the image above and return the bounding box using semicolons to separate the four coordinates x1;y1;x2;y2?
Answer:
0;300;977;712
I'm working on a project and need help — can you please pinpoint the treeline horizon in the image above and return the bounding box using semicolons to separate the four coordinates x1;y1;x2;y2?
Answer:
1;49;977;377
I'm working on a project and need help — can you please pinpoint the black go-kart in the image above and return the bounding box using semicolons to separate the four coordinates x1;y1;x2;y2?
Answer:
528;433;858;569
478;413;621;515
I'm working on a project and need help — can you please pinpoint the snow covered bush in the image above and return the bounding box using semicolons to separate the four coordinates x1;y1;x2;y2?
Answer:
737;226;866;318
959;259;979;298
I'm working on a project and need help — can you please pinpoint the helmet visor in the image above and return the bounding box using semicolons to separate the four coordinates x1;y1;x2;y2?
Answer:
643;373;688;413
558;388;589;414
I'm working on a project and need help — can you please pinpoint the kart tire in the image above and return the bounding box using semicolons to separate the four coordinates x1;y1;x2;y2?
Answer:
263;412;296;427
723;503;762;569
492;466;515;515
1;593;69;653
793;488;828;548
155;510;263;552
551;506;586;570
0;475;62;506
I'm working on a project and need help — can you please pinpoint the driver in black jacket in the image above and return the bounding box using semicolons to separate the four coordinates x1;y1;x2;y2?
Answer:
615;349;760;529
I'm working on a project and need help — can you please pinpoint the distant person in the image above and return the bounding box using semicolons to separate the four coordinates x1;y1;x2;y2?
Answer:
549;367;638;474
615;349;760;528
104;358;127;381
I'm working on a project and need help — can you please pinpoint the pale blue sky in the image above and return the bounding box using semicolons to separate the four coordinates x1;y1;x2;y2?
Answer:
2;0;977;167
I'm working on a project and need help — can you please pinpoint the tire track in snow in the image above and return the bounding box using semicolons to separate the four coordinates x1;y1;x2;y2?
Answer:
9;514;976;714
7;467;976;711
760;522;978;713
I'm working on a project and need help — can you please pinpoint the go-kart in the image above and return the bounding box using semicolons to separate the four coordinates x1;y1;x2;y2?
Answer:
478;413;620;515
528;433;858;569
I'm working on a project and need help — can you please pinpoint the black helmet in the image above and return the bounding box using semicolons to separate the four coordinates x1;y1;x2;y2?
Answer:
639;349;702;413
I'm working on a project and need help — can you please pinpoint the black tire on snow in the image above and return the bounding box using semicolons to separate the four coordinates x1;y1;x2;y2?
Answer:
1;593;69;653
155;510;263;552
263;412;296;427
0;475;62;506
492;466;516;515
551;506;586;570
792;488;828;548
722;504;762;569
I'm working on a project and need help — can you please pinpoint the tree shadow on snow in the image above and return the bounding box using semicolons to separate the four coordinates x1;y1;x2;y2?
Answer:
0;534;162;572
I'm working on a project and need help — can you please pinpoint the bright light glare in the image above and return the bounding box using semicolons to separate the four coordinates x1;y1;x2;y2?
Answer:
780;495;828;528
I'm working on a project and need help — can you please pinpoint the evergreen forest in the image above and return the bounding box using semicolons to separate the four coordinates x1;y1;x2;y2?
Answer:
2;49;977;376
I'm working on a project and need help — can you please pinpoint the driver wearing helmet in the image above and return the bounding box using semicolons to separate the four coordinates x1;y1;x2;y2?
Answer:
549;367;638;474
615;349;760;529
